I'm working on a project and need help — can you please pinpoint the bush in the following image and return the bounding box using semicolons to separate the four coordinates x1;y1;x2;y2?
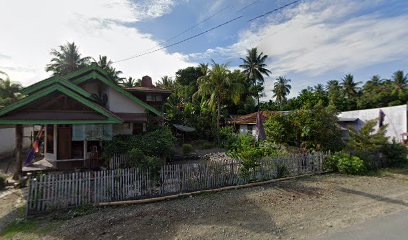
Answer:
337;155;365;175
127;148;163;172
182;144;194;155
324;154;341;172
382;142;408;167
219;126;239;149
103;126;175;160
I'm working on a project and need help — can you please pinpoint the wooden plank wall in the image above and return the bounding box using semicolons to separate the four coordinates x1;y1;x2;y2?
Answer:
26;152;327;215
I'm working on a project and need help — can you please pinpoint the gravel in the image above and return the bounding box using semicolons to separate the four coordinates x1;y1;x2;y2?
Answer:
3;172;408;240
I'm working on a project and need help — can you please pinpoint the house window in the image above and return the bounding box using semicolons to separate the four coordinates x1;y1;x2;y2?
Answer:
146;94;162;102
46;125;54;153
247;125;254;132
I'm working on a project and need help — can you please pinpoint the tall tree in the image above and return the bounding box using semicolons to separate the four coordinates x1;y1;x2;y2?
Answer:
239;48;271;106
119;77;141;88
194;62;243;133
272;76;291;104
45;42;91;76
341;74;360;99
326;80;343;110
156;76;176;91
0;71;22;106
391;70;408;94
93;55;124;84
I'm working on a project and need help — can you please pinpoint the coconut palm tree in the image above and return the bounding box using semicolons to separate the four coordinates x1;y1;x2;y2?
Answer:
119;77;141;88
341;74;360;99
93;55;124;84
45;42;91;76
0;72;22;106
194;62;243;132
272;76;291;104
156;76;175;90
391;70;408;94
239;48;271;105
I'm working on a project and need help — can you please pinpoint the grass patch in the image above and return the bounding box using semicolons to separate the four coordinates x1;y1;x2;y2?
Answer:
0;218;58;239
366;164;408;180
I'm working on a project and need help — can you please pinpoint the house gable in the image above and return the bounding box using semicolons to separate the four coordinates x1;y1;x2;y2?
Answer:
21;65;162;116
0;84;122;124
71;69;162;116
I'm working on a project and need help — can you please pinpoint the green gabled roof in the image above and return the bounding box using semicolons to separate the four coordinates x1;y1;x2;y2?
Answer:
22;64;162;116
21;76;95;100
0;84;123;124
72;70;162;116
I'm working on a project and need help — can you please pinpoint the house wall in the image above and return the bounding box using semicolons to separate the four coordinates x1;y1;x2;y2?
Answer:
339;104;407;142
113;123;133;135
81;82;102;96
239;124;256;136
0;126;33;160
106;88;145;113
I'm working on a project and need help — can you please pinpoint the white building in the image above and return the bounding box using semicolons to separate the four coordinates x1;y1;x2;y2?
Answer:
338;104;408;142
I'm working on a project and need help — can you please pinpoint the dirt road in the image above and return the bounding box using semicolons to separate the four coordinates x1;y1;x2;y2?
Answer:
2;170;408;240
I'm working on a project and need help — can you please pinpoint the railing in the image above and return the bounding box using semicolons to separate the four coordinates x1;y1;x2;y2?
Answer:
26;152;328;215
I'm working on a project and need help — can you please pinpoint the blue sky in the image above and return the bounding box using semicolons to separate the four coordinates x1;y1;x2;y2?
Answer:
1;0;408;100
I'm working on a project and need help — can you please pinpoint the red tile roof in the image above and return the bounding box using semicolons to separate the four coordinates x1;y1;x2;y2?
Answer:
124;87;172;94
228;111;288;124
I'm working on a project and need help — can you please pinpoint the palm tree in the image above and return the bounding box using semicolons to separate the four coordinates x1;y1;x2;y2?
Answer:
239;48;271;106
391;70;408;93
194;62;243;132
341;74;360;99
93;55;124;84
0;72;22;106
45;42;91;76
0;70;7;81
156;76;175;90
272;76;291;104
120;77;141;88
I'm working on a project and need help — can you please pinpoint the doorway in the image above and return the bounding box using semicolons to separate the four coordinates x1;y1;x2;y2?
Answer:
57;125;72;160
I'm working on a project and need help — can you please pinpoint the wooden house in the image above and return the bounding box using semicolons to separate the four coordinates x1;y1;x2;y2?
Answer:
0;64;171;172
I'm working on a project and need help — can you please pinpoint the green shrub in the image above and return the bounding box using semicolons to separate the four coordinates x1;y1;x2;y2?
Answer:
258;140;283;157
382;142;408;166
337;155;365;175
127;148;163;171
103;126;175;160
219;126;239;149
182;144;194;155
325;154;341;172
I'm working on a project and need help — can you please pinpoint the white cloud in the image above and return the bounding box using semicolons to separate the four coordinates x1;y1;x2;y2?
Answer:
189;0;408;97
0;0;192;86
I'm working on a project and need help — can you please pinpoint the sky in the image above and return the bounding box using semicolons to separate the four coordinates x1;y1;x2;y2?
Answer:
1;0;408;100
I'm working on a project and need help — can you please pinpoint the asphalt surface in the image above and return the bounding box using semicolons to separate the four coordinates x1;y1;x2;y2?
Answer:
320;209;408;240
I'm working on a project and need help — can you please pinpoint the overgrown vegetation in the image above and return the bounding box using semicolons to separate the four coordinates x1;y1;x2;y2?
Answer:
182;144;194;155
264;105;343;151
326;119;408;175
103;126;175;169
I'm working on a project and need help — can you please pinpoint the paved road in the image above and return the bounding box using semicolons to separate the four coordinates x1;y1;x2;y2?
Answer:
320;209;408;240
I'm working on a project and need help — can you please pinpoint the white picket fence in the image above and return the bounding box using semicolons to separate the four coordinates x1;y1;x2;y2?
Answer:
26;152;328;215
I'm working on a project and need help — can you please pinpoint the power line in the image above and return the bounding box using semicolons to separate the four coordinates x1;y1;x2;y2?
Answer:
248;0;300;22
113;0;300;63
114;15;244;63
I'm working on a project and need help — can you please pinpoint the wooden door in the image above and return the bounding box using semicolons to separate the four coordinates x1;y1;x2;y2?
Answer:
57;126;72;160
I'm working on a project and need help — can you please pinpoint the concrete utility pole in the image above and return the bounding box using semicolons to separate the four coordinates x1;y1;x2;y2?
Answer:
13;124;23;180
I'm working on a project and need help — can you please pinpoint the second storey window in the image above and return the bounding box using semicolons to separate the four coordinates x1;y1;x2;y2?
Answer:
146;94;162;102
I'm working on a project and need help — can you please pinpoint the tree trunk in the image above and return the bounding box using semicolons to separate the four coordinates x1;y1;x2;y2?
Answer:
13;124;23;180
